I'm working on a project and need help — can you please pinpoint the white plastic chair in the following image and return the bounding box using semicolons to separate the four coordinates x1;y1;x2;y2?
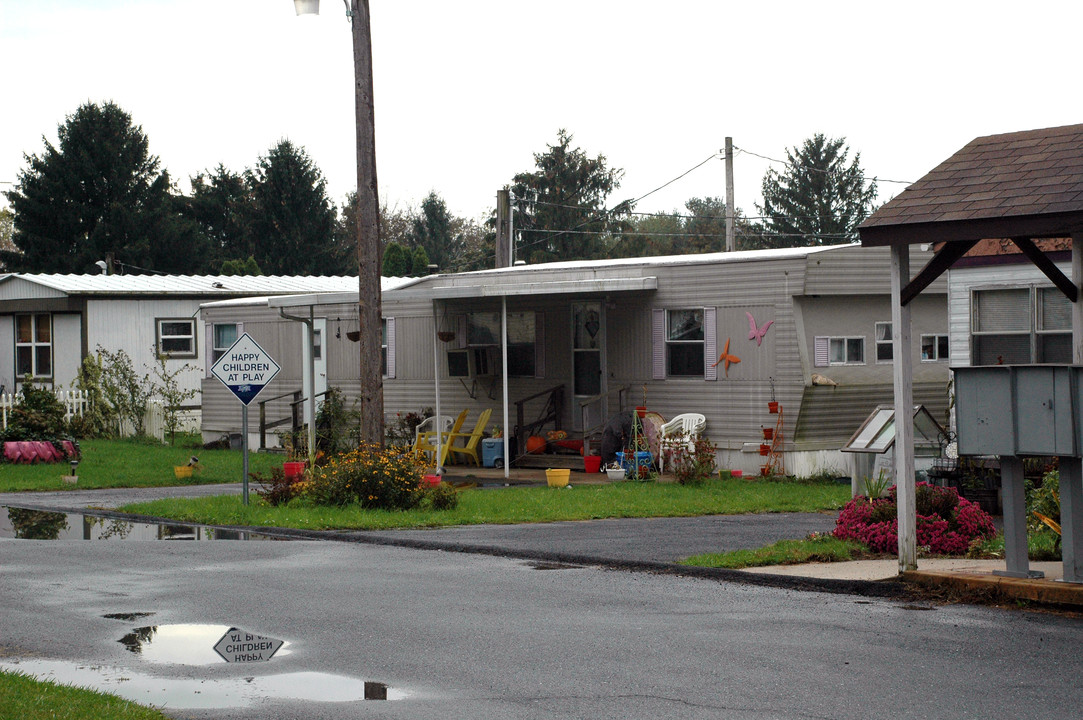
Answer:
658;413;707;473
413;415;454;448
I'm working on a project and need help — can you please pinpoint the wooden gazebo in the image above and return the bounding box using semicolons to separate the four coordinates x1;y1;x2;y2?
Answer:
858;123;1083;576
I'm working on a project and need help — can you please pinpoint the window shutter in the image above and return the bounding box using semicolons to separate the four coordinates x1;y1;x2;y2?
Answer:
814;337;828;367
652;309;666;380
205;324;213;377
386;317;396;379
534;312;545;378
703;307;717;381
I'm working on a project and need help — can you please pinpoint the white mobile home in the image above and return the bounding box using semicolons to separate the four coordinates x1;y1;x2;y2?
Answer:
200;245;950;476
0;274;360;419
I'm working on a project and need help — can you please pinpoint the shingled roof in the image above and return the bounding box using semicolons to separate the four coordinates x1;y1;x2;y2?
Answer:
860;124;1083;246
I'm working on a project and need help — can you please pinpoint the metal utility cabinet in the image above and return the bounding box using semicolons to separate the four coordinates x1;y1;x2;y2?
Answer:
954;365;1083;582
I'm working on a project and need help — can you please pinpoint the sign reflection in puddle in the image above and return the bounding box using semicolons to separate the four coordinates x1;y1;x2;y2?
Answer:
0;659;406;709
0;506;277;541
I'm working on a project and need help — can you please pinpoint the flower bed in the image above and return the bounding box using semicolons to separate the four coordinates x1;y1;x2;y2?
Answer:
832;482;996;555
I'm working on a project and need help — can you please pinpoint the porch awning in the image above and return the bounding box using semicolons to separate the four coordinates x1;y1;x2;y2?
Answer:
390;276;658;301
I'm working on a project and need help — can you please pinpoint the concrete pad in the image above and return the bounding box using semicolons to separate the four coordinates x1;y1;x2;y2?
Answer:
742;558;1064;582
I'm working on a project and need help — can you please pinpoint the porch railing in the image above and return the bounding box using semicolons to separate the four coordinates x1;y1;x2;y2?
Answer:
579;385;630;454
258;389;303;450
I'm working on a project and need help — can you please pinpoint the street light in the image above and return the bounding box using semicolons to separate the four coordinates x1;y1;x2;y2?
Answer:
291;0;385;447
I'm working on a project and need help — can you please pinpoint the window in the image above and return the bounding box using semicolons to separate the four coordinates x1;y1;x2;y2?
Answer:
875;322;892;362
815;336;864;366
972;287;1071;365
467;311;535;377
15;314;51;378
212;323;239;363
156;319;196;357
667;309;704;376
921;334;949;361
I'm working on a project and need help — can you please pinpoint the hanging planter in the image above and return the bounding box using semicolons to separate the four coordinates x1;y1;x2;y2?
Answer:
437;308;456;342
762;427;774;440
758;444;771;456
768;401;779;414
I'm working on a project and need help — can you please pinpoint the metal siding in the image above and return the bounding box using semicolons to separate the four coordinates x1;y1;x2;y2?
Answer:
0;277;68;301
804;245;945;296
794;381;950;447
946;260;1070;369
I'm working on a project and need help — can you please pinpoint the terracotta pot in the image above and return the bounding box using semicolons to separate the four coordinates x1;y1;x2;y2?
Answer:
762;428;774;440
759;444;771;456
635;406;647;418
768;401;779;413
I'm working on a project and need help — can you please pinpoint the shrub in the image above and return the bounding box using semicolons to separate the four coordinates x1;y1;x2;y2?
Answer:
0;380;68;442
422;482;460;511
252;466;308;507
833;482;996;555
304;444;425;510
668;434;718;485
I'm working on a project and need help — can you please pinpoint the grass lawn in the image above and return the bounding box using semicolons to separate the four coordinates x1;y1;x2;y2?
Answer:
681;534;869;569
0;437;283;493
0;670;171;720
120;478;851;531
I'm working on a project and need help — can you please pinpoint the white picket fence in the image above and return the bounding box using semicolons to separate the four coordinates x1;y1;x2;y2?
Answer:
1;390;198;443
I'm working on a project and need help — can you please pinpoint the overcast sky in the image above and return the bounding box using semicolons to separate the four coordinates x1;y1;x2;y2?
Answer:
3;1;1083;226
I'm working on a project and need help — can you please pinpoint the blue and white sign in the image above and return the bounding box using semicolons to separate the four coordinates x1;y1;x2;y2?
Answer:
210;333;280;406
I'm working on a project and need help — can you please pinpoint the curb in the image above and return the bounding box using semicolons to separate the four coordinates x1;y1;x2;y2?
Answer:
902;569;1083;609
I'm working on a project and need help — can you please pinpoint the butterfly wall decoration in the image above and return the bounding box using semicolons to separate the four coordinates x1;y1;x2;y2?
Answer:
746;312;774;347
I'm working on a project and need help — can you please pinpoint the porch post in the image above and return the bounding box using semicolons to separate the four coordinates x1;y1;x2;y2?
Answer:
891;244;916;572
501;295;510;480
432;300;442;472
1065;235;1083;582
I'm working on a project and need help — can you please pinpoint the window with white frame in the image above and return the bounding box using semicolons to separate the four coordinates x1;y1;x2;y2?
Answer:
212;323;239;363
875;322;892;362
15;313;52;378
972;287;1071;365
667;309;704;376
921;334;949;361
814;335;864;366
156;318;196;357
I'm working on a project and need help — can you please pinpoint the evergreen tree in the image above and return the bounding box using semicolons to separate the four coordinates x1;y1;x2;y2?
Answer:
409;192;459;271
509;129;631;263
247;140;346;275
188;165;256;270
381;242;409;276
410;245;431;276
2;101;206;273
757;134;878;247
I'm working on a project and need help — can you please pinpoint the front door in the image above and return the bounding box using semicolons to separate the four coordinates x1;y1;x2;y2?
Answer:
302;318;327;427
571;302;605;431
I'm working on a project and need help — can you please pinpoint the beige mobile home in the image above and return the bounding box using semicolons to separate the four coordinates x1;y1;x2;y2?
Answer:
199;245;949;476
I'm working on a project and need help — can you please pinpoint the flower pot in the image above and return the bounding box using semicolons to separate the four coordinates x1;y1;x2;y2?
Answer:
422;474;441;487
546;468;571;487
283;461;306;479
768;401;779;413
606;468;626;481
731;469;743;478
437;331;456;342
762;428;774;440
584;455;602;473
635;406;647;418
759;444;771;456
174;466;192;480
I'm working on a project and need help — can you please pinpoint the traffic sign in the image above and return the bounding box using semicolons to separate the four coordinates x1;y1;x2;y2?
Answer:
210;333;280;406
213;627;284;663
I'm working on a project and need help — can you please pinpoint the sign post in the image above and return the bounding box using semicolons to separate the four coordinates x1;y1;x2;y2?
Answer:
210;333;281;505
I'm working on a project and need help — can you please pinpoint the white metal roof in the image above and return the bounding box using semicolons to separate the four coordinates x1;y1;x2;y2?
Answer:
199;276;418;309
0;273;365;297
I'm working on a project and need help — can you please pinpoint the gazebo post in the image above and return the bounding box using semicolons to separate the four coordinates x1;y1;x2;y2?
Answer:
891;245;917;572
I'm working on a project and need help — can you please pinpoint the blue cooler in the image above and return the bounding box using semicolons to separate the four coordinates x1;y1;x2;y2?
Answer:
481;438;505;468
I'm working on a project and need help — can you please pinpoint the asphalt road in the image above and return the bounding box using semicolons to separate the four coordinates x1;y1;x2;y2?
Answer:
1;491;1082;719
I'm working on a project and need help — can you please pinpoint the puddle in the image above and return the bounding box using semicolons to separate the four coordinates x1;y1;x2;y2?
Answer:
0;659;406;709
1;506;278;541
117;624;291;665
525;561;584;571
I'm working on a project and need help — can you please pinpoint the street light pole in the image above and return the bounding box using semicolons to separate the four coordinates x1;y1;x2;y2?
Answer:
294;0;384;446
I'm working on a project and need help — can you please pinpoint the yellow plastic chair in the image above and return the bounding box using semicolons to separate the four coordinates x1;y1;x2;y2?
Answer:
447;408;493;467
414;409;468;467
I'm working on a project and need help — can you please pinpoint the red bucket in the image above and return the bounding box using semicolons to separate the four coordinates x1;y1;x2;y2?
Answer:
422;474;441;487
283;461;306;479
584;455;602;473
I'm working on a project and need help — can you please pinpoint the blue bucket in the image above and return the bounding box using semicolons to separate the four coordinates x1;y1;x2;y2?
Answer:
616;450;652;475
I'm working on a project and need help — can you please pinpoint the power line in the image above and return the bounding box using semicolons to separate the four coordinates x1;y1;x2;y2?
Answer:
734;145;913;185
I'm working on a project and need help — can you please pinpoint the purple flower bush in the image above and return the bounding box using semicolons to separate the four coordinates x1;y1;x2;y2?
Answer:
833;482;996;555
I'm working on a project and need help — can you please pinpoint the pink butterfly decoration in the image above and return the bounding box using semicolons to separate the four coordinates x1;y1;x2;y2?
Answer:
746;312;774;346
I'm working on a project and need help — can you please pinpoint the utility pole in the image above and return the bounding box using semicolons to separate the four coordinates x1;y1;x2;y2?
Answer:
724;137;735;252
351;0;384;446
495;189;510;268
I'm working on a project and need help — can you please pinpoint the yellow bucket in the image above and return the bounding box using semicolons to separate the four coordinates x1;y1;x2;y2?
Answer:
545;468;570;487
174;466;193;479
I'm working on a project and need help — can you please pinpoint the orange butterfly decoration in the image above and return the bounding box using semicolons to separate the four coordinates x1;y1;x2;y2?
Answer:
711;338;741;377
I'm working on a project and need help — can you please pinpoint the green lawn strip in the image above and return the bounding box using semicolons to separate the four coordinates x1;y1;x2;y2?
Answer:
119;479;851;531
0;438;282;493
0;669;171;720
680;535;868;569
